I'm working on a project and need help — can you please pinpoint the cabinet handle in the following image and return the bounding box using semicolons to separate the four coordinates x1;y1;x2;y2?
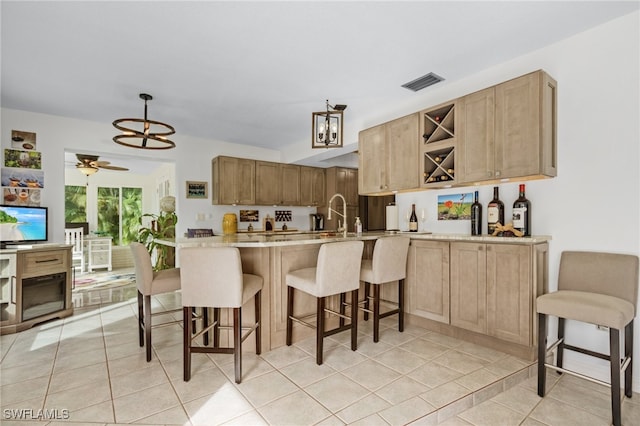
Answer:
35;258;58;264
487;171;493;177
495;170;501;177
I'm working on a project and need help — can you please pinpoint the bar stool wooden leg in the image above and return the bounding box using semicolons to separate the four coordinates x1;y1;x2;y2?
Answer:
350;289;358;351
339;292;346;327
373;285;381;343
364;282;370;321
255;291;262;355
183;307;192;382
537;312;547;397
286;286;294;346
316;296;325;365
144;295;152;362
234;307;242;384
138;292;144;347
610;328;622;426
557;317;565;369
213;308;220;348
202;307;209;346
625;322;633;398
398;278;405;332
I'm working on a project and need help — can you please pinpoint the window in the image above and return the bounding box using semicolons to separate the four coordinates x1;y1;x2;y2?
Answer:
97;187;142;246
64;185;87;222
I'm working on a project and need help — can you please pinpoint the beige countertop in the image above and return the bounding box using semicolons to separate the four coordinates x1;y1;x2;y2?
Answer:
155;231;551;248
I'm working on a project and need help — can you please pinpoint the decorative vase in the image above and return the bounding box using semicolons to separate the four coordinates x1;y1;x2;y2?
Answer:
222;213;238;235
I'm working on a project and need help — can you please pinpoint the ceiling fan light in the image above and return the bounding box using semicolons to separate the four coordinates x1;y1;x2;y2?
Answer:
77;165;98;176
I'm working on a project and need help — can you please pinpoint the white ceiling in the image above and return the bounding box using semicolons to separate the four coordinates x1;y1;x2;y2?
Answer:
3;1;638;174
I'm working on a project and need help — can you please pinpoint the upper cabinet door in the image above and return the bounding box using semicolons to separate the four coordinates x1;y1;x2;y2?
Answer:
212;156;255;205
358;124;387;194
256;161;300;206
386;113;420;191
495;71;557;179
299;166;325;207
457;87;495;183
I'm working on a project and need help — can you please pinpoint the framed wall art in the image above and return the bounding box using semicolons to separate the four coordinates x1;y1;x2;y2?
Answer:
186;181;208;199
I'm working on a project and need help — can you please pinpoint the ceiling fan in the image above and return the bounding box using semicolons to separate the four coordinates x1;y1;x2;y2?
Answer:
76;154;129;175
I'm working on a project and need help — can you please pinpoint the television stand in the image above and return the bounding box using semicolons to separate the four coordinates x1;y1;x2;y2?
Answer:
0;245;73;335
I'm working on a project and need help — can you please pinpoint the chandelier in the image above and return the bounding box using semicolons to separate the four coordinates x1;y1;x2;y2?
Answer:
113;93;176;150
312;99;347;148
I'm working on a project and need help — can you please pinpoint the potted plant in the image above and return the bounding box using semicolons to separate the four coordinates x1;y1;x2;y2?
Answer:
137;196;177;270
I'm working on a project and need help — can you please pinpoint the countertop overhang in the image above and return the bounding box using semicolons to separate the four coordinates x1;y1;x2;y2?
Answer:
155;231;551;248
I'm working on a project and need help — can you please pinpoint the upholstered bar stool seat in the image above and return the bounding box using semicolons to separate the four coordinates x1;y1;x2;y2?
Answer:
130;242;182;362
360;236;410;342
537;251;639;426
286;240;364;365
180;246;262;384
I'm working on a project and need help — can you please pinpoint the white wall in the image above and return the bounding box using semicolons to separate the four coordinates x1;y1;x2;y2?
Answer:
1;10;638;389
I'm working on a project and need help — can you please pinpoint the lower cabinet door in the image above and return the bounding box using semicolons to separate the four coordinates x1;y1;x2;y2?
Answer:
450;242;487;333
407;240;450;323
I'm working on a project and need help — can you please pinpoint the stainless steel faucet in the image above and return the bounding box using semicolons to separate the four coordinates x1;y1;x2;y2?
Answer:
328;193;348;237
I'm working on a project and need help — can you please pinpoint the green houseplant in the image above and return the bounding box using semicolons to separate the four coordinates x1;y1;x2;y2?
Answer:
137;196;177;271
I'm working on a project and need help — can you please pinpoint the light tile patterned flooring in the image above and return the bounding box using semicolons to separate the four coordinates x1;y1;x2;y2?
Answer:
1;271;639;425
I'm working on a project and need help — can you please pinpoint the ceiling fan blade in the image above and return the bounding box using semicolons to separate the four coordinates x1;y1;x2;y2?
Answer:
98;165;129;171
92;160;111;167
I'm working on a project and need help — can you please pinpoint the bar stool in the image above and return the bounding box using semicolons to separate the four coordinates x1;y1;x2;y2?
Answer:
537;251;638;426
360;236;410;342
180;246;262;384
130;242;182;362
286;240;364;365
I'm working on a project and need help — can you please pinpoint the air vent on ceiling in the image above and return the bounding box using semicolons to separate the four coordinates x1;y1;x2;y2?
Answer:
401;72;445;92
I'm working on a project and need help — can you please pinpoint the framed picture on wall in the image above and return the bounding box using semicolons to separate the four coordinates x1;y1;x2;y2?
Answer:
186;181;208;199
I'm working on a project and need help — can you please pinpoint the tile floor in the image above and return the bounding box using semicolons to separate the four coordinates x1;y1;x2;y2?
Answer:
1;270;638;425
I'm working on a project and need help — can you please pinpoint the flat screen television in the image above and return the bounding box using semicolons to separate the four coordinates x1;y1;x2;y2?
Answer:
0;205;48;249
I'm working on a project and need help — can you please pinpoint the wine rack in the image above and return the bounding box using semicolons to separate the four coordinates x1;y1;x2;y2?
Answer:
422;104;455;144
421;101;456;187
423;147;455;184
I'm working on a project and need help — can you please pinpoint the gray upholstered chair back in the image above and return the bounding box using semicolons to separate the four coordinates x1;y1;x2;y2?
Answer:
369;236;410;284
558;251;639;309
315;240;364;297
130;242;154;295
179;246;244;308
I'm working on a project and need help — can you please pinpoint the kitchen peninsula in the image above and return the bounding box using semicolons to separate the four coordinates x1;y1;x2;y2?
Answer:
157;232;549;360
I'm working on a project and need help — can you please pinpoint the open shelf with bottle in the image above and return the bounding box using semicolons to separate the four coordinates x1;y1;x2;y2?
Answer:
423;146;455;186
422;103;455;144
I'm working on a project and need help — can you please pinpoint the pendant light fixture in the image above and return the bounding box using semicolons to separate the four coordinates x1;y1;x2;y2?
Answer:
113;93;176;150
312;99;347;148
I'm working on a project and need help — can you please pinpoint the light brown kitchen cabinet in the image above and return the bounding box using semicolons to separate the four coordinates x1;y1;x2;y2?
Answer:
486;243;533;346
319;167;358;232
358;113;420;195
212;156;256;205
449;241;547;347
450;242;487;334
255;161;300;206
299;166;326;207
406;240;450;324
457;70;557;183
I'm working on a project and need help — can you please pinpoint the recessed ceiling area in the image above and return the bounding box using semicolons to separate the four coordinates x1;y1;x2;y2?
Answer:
3;2;638;158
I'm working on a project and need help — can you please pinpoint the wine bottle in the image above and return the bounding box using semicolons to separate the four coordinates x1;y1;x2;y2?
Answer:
487;186;504;235
471;191;482;235
409;204;418;232
512;184;531;236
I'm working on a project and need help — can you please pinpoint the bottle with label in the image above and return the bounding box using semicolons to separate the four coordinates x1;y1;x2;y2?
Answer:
470;190;482;235
355;217;362;236
409;204;418;232
487;187;504;235
512;184;531;236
